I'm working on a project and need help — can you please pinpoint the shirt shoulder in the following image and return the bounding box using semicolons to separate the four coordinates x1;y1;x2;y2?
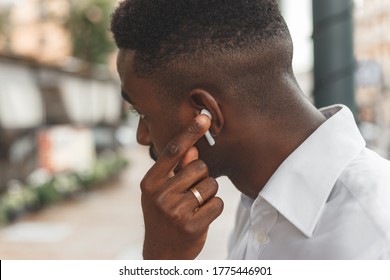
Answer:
336;148;390;240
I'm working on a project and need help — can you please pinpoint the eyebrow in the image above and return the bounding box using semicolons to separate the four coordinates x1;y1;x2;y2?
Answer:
121;90;134;105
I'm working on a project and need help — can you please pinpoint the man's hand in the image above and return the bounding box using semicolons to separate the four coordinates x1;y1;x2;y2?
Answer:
141;114;224;259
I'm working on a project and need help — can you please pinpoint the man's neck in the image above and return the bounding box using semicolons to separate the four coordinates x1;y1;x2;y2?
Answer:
227;102;326;199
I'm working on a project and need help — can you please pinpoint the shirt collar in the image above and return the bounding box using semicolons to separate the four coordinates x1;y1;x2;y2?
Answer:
258;104;366;237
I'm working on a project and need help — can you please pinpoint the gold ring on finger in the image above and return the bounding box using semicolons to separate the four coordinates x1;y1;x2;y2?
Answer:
189;187;204;206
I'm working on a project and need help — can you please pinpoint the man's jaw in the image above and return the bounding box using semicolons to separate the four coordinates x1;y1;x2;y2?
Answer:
149;145;158;162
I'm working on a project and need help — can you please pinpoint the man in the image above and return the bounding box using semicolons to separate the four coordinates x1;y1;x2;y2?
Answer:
111;0;390;259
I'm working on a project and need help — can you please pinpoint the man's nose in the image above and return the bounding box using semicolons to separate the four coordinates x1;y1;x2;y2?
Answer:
136;118;151;146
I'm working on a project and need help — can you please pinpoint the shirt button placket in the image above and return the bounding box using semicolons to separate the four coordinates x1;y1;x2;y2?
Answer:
248;198;278;259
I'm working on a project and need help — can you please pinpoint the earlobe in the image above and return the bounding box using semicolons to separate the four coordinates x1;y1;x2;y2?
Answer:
189;88;224;137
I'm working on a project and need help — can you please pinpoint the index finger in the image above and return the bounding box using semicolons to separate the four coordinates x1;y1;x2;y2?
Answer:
147;114;211;179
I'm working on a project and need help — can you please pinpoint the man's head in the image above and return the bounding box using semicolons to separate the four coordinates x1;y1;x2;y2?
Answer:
111;0;298;178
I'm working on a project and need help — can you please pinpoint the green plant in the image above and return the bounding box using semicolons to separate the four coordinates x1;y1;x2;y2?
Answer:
0;181;39;222
0;5;11;51
0;151;128;227
65;0;115;64
0;204;8;227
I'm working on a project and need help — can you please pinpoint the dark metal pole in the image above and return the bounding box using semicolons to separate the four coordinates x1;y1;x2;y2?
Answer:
312;0;357;117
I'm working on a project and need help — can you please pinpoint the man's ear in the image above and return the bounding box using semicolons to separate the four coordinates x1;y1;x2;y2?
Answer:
189;88;224;137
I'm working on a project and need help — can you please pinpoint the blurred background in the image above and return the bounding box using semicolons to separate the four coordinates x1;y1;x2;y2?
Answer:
0;0;389;259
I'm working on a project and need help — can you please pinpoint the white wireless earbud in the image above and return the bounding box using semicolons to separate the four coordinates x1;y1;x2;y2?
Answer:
200;109;215;146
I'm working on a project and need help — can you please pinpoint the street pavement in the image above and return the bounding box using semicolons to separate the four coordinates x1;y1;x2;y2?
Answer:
0;146;241;259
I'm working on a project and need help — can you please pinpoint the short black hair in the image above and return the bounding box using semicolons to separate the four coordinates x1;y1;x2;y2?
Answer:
111;0;294;112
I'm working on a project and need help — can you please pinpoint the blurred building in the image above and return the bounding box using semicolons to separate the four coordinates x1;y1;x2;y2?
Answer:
0;0;71;64
0;0;118;67
354;0;390;156
0;0;125;192
0;53;122;188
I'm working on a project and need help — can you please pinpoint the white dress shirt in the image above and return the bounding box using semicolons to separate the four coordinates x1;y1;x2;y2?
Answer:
228;105;390;259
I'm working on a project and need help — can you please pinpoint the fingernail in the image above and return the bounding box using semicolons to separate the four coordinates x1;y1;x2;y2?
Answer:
197;114;209;125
